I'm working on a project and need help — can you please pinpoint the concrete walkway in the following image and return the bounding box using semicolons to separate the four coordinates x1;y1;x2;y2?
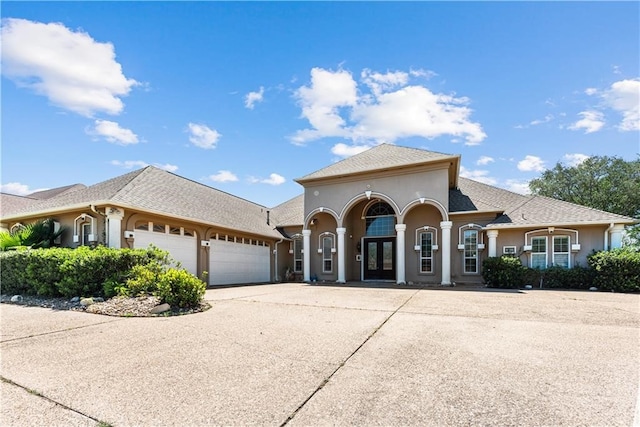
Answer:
1;283;638;426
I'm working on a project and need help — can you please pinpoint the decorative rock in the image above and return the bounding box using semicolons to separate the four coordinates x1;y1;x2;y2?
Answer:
589;287;598;292
93;297;104;303
70;297;80;303
150;303;171;314
524;285;533;290
80;298;95;307
10;295;23;303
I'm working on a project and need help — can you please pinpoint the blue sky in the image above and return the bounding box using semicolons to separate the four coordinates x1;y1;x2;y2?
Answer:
2;2;639;208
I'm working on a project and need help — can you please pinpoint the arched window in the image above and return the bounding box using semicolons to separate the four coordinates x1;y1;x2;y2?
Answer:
364;201;396;236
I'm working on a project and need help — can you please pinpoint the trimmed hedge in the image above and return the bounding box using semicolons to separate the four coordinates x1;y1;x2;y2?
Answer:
588;247;640;292
0;246;206;308
482;248;639;292
481;256;525;289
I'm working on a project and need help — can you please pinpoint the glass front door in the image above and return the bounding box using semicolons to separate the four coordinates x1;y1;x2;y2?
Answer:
363;237;396;280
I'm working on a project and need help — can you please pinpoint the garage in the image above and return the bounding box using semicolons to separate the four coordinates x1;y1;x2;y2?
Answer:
133;228;198;275
209;237;270;285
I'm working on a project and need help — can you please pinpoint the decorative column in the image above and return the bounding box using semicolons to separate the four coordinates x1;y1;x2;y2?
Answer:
106;207;124;249
395;223;406;285
610;224;625;249
487;229;499;257
302;229;311;282
440;221;453;285
337;227;346;283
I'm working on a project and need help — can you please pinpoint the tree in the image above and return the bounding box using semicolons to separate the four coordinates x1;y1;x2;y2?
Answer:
529;156;640;246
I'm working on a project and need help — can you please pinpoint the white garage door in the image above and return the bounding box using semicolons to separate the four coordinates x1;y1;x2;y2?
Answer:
209;239;270;285
134;230;197;275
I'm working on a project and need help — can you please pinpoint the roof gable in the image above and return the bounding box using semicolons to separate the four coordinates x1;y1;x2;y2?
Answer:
296;144;459;184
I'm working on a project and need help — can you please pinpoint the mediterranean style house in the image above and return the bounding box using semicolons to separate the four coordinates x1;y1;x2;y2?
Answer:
1;144;636;286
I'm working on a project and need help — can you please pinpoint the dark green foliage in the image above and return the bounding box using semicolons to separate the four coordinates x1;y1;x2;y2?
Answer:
482;256;526;288
156;268;206;308
529;156;640;247
588;247;640;292
535;265;594;289
0;219;67;250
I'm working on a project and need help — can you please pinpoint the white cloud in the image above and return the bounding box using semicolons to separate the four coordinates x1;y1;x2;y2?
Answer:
503;179;531;195
244;86;264;109
409;68;437;79
292;67;486;147
209;170;238;183
1;18;137;117
568;110;605;134
563;153;589;167
249;173;286;186
459;166;497;185
517;155;546;172
90;120;138;145
0;182;47;196
530;114;554;126
331;142;374;158
602;78;640;131
187;123;221;149
476;156;495;166
584;88;598;96
110;160;178;172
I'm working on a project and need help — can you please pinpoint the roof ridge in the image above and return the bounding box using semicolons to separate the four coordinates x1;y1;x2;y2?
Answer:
532;194;636;219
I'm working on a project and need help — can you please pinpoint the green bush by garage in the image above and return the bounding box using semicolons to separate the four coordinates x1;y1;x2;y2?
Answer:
0;246;206;308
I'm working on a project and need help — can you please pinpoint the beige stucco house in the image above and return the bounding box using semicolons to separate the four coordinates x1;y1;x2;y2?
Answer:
1;144;635;286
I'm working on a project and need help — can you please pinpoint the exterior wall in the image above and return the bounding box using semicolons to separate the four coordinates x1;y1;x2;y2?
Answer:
448;213;496;284
303;165;450;223
403;204;446;284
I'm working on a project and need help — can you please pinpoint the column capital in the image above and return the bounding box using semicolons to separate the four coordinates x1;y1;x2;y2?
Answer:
440;221;453;229
302;229;312;236
487;229;499;238
336;227;347;234
106;206;125;220
611;224;626;232
395;223;407;232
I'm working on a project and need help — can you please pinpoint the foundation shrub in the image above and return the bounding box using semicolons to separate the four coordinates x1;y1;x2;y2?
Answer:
588;247;640;292
155;268;206;308
1;250;32;295
539;265;594;289
482;256;526;288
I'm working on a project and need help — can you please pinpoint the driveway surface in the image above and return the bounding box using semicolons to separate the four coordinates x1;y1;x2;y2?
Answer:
1;283;638;426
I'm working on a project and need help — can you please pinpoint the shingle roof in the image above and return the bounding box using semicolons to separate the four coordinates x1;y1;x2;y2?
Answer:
296;144;458;183
487;195;637;228
29;184;86;200
450;177;527;213
0;193;39;218
2;167;282;239
271;194;304;227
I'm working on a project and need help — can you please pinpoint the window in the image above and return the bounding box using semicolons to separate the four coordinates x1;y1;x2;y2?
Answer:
293;238;303;273
419;231;433;273
365;202;396;236
322;236;333;273
531;236;547;269
152;223;166;233
553;236;570;268
463;230;479;273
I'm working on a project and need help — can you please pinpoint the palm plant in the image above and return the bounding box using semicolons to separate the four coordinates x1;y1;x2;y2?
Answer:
0;219;67;250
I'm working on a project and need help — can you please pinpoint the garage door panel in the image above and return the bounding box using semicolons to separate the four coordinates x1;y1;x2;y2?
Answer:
134;231;197;275
209;239;270;286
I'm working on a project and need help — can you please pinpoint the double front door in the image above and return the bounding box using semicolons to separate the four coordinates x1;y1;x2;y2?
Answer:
363;237;396;281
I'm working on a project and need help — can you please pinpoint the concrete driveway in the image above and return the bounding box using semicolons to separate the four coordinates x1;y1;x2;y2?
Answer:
1;283;638;426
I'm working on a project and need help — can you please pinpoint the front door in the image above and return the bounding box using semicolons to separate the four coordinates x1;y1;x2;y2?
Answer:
363;237;396;280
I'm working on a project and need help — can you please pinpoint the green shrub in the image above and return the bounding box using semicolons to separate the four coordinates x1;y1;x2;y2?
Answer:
588;247;640;292
482;256;526;288
155;268;206;308
120;263;163;297
0;250;30;295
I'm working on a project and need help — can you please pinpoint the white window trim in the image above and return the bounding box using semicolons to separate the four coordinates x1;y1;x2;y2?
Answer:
418;230;434;274
462;228;480;274
552;235;571;268
73;213;96;244
530;236;548;269
321;234;334;273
